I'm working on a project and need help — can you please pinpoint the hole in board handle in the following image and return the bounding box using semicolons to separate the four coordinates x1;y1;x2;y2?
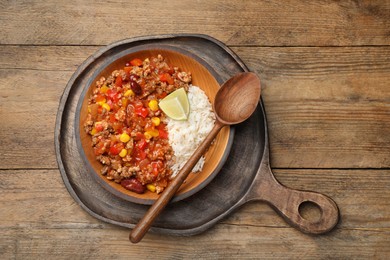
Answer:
298;201;323;223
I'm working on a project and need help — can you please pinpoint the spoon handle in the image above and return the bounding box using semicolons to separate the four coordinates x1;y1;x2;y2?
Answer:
130;121;225;243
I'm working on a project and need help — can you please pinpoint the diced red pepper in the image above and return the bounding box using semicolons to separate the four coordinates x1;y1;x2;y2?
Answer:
130;58;143;67
134;132;145;141
133;148;146;161
109;142;124;155
107;89;120;103
159;73;174;85
137;138;147;150
135;106;148;118
157;124;169;139
151;160;163;176
95;94;106;103
158;129;168;139
115;76;123;87
109;114;117;123
124;66;132;74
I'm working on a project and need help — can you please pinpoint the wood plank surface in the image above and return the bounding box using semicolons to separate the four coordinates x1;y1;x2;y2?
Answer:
1;169;389;258
0;0;389;46
1;0;390;258
1;46;388;169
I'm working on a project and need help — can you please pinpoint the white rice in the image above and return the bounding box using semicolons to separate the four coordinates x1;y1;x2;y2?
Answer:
166;85;215;177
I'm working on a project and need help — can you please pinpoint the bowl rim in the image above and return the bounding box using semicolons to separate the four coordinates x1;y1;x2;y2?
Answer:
75;44;235;205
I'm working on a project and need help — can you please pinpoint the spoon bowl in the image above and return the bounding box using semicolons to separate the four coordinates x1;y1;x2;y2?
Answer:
130;72;261;243
214;72;261;125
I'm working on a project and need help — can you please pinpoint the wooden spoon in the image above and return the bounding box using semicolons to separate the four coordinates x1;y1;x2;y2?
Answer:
130;72;261;243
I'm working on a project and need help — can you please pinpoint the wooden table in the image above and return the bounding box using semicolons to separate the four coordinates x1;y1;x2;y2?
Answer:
1;0;389;258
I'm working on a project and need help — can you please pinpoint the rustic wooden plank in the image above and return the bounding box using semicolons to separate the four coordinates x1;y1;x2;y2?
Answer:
0;0;389;46
1;46;389;169
1;169;389;229
2;226;389;259
0;69;72;169
1;169;389;259
0;45;97;71
233;46;390;168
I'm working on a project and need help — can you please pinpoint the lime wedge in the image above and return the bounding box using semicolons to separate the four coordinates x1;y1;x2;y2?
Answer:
159;88;190;120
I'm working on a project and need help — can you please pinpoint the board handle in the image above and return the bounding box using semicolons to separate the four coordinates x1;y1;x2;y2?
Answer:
248;162;339;234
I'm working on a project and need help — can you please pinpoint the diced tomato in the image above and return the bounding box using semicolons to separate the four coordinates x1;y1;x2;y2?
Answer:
115;76;123;87
124;66;132;74
109;114;117;123
158;129;168;139
94;141;106;156
137;138;147;150
132;132;143;141
151;160;163;176
95;94;106;103
112;121;123;133
107;89;120;103
95;123;104;132
109;142;124;156
133;148;146;161
130;58;143;67
135;106;148;118
157;124;169;139
103;100;116;113
159;73;174;85
109;146;119;155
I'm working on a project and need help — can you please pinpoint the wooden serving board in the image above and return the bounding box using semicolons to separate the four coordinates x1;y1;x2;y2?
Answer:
55;34;339;236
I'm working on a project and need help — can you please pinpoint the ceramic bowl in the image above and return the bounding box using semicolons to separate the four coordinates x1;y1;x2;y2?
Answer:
76;47;233;204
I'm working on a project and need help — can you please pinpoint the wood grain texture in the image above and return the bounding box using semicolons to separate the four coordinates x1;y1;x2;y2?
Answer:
1;0;390;257
1;169;389;230
1;46;389;169
1;169;389;258
0;0;389;46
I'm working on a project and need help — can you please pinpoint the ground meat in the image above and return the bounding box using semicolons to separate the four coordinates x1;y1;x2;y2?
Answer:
84;55;191;194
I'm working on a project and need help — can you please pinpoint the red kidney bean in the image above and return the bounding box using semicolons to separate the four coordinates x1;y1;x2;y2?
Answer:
129;74;140;82
121;178;145;194
130;81;142;95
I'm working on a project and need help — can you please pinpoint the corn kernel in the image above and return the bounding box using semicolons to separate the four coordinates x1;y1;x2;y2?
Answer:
121;97;128;108
100;85;109;94
144;129;159;140
151;129;159;137
120;133;131;143
124;89;134;97
101;103;110;111
119;149;127;157
144;132;152;140
148;99;158;111
151;117;160;126
90;128;97;135
146;184;156;193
